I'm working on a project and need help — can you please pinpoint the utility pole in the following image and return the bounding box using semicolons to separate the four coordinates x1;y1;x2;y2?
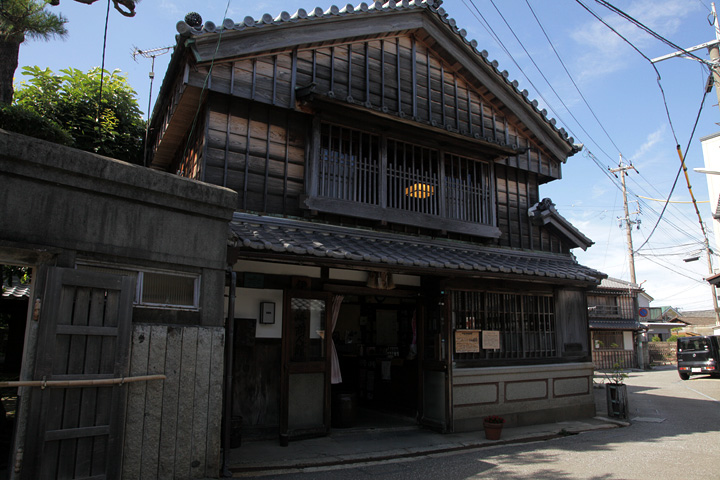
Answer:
650;3;720;325
610;156;639;284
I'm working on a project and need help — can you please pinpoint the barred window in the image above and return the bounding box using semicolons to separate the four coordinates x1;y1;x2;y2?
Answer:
316;122;492;227
77;264;199;309
594;331;624;349
452;291;556;360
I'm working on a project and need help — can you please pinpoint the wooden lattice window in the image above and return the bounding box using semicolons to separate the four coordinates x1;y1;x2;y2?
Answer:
452;291;556;361
387;139;440;215
316;122;493;229
319;123;380;205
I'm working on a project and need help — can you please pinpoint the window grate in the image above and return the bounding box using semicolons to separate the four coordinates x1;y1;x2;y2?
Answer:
452;291;556;360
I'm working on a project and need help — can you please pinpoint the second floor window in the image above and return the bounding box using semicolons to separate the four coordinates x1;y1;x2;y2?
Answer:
316;122;493;229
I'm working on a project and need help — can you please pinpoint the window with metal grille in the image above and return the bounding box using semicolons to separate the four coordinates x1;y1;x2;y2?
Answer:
77;264;199;309
452;291;556;360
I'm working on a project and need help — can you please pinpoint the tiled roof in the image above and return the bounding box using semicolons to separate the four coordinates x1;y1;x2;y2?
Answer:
678;310;717;325
175;0;575;148
598;277;643;291
528;198;593;250
1;284;30;298
228;213;605;284
589;319;643;331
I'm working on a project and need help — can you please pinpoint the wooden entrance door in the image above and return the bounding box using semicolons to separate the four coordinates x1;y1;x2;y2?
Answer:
418;291;453;432
280;291;332;444
22;267;135;480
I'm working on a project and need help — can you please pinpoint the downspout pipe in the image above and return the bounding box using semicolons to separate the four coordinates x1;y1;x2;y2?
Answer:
222;270;236;477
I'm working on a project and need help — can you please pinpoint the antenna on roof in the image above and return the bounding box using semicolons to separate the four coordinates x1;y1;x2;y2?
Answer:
132;45;173;167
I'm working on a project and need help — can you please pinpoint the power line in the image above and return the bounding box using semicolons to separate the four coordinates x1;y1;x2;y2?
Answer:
634;81;711;253
485;0;617;161
573;0;680;146
460;0;576;140
525;0;623;156
593;0;713;67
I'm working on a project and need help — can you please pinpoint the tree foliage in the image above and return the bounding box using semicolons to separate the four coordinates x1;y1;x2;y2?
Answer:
0;0;67;103
0;0;67;42
0;102;73;145
14;66;146;163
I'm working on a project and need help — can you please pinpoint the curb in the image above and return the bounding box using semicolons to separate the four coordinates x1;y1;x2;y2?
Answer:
228;422;624;477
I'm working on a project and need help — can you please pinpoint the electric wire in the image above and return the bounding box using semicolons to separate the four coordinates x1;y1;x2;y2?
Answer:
524;0;623;155
96;0;112;128
593;0;713;67
573;0;680;147
460;0;576;141
634;82;711;253
485;0;617;162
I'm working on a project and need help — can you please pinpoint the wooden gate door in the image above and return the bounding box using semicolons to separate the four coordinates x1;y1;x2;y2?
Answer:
22;267;135;480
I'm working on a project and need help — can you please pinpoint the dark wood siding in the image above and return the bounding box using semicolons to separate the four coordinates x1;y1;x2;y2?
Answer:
192;34;564;180
182;36;576;252
204;95;306;214
495;164;567;253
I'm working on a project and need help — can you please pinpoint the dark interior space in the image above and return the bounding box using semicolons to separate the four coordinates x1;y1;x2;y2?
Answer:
332;295;419;429
0;269;30;473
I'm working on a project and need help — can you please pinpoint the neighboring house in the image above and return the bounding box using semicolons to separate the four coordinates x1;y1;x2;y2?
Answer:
0;129;236;479
675;310;718;337
640;306;688;340
586;277;645;369
147;0;604;450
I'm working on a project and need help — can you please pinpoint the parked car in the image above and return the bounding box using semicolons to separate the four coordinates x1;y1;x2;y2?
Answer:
677;335;720;380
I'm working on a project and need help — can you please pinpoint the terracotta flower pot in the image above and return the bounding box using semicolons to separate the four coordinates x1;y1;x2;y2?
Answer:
483;421;503;440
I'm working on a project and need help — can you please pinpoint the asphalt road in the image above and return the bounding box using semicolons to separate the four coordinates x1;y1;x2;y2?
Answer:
268;367;720;480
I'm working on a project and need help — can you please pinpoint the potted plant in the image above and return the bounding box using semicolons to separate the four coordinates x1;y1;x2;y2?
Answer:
604;363;629;419
483;415;505;440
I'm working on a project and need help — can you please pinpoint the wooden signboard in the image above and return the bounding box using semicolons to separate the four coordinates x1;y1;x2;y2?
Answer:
455;330;480;353
483;330;500;350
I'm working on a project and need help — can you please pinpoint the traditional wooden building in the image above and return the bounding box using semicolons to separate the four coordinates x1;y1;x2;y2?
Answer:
587;277;645;370
148;0;604;447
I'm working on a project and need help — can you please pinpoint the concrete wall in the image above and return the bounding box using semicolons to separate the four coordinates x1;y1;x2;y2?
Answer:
452;363;595;432
0;128;236;327
0;130;237;479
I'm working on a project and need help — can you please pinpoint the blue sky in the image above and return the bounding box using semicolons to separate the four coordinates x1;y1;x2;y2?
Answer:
15;0;720;312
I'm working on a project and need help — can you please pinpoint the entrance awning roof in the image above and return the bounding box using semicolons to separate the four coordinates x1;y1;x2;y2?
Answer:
228;213;605;285
589;319;644;331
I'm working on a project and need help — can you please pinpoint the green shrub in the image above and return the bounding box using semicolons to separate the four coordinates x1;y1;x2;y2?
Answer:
0;103;73;146
651;335;661;342
667;335;678;343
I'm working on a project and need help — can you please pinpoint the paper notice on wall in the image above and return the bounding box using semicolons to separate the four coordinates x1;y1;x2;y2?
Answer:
483;330;500;350
455;330;480;353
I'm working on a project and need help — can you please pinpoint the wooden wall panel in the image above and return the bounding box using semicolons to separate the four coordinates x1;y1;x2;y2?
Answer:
301;36;544;160
495;164;567;253
203;96;306;215
123;324;224;480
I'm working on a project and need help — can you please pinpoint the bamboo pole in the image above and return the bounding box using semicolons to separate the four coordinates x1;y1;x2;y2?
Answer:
0;374;166;389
